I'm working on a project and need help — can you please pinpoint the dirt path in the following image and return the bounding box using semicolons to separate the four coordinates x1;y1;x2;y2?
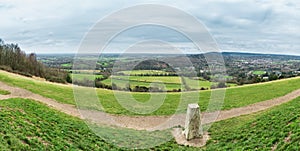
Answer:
1;81;300;131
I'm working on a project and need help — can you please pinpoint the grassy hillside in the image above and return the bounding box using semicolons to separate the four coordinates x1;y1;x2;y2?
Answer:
0;70;74;104
1;96;299;150
204;96;300;150
1;70;300;115
0;98;115;150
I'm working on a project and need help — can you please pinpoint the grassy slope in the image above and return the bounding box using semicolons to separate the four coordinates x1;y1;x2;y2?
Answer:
1;96;299;150
0;98;117;150
1;70;300;115
0;70;74;104
204;96;300;150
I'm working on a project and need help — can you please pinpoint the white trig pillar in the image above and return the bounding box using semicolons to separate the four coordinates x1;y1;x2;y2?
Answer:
184;103;203;140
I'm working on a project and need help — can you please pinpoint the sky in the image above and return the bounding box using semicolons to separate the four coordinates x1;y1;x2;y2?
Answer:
0;0;299;55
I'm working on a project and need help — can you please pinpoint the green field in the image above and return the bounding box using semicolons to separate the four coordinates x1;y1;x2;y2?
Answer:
102;76;217;90
0;89;10;95
102;76;182;90
1;96;299;150
61;63;72;68
117;70;168;75
1;70;300;116
253;70;267;75
102;77;181;90
71;70;235;90
71;73;104;81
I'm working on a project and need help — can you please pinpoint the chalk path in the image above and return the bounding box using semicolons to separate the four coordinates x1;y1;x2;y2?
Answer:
1;81;300;131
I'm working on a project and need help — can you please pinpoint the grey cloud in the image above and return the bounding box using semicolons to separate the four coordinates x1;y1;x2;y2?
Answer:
0;0;299;55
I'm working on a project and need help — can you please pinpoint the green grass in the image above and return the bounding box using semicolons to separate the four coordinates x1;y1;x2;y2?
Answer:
253;70;267;75
118;70;168;75
0;89;10;95
0;71;74;104
204;96;300;150
71;73;104;81
102;76;215;90
183;77;214;89
0;98;115;150
61;63;72;67
102;76;182;90
1;70;300;116
1;96;299;150
0;98;187;150
119;76;181;84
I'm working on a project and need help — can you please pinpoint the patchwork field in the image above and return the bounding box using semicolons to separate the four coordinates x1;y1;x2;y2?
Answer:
117;70;169;75
102;75;234;91
1;70;300;116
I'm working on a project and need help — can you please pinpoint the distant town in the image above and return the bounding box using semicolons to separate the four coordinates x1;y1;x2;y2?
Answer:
37;52;300;87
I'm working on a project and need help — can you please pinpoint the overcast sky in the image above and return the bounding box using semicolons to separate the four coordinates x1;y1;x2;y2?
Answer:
0;0;299;55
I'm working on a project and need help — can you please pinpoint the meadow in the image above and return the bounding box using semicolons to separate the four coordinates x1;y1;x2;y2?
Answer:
117;70;169;75
101;75;232;91
1;70;300;116
253;70;267;75
72;70;236;91
71;73;104;81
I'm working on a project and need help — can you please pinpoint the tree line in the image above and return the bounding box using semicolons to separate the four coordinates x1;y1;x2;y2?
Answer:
0;39;71;83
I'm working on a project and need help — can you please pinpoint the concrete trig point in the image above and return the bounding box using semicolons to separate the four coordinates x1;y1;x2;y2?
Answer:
172;103;209;147
184;103;203;140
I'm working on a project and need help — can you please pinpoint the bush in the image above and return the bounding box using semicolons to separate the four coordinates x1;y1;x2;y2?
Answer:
12;70;32;78
46;76;66;84
133;86;149;92
0;65;12;72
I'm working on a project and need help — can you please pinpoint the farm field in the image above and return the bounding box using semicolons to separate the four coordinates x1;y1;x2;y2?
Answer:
102;75;235;91
0;96;299;150
253;70;267;75
117;70;169;75
70;70;236;91
1;70;300;115
71;73;104;81
102;77;181;90
61;63;72;68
